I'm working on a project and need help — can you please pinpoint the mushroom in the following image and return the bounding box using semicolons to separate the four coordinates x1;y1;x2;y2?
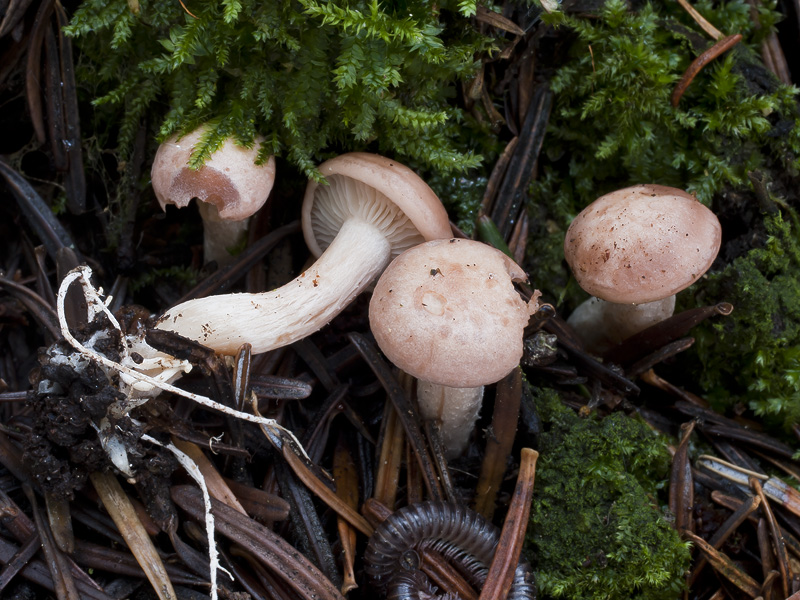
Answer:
563;184;721;354
156;152;451;355
151;126;276;267
369;238;539;458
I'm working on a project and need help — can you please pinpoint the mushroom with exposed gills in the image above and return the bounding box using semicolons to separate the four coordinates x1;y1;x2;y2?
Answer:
369;238;539;458
151;125;276;267
564;184;722;355
156;153;451;355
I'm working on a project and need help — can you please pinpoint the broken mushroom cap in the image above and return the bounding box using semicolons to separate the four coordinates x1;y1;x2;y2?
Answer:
369;238;538;389
303;152;448;260
152;126;275;220
151;126;276;265
155;153;450;356
564;184;721;305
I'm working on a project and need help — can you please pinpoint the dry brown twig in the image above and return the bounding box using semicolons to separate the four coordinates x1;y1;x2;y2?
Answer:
480;448;539;600
674;0;723;39
671;34;743;107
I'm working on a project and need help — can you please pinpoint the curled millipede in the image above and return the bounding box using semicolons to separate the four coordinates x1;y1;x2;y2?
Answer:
364;501;536;600
426;538;491;589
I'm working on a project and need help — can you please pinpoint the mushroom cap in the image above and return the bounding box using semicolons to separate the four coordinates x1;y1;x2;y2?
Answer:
302;153;451;259
151;126;276;222
564;184;721;304
369;238;537;388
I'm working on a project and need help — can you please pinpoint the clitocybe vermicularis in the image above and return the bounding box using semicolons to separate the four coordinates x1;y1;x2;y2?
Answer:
156;153;451;355
564;184;722;354
369;238;539;458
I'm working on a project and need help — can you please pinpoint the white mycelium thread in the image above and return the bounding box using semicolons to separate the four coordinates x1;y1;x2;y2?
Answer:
143;433;231;600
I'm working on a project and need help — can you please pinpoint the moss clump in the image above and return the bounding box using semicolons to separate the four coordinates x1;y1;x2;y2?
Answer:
425;172;489;236
687;209;800;430
526;388;691;600
539;0;798;204
65;0;493;177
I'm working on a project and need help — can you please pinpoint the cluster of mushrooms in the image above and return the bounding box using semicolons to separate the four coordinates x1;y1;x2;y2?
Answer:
151;126;721;459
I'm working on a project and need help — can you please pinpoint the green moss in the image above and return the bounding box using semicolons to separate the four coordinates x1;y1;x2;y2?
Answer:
66;0;495;178
686;210;800;430
425;172;488;235
540;0;798;204
526;388;691;600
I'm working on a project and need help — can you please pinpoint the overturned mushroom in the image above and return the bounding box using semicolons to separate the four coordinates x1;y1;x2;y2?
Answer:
156;153;451;355
564;184;721;354
151;126;276;267
369;238;539;458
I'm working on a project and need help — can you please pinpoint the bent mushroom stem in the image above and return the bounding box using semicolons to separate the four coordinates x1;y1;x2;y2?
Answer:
157;218;391;355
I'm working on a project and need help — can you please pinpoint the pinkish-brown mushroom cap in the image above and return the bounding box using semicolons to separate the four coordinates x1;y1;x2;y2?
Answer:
151;127;276;221
564;184;721;304
302;153;451;258
369;238;538;388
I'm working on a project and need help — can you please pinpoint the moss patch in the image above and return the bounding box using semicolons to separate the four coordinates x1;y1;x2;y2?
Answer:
65;0;494;178
526;388;691;600
686;209;800;430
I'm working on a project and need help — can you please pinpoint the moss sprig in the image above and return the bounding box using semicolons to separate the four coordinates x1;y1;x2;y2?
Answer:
688;209;800;430
538;0;798;207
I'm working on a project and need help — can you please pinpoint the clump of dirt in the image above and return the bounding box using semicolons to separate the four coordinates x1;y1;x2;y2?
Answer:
23;318;177;504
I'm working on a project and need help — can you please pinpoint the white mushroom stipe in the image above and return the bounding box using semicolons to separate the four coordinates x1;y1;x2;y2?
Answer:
416;381;484;459
157;218;392;354
196;201;253;267
157;152;452;356
565;295;676;355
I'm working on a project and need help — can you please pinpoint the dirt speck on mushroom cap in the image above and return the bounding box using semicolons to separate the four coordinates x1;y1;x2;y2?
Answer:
564;184;721;304
369;238;537;388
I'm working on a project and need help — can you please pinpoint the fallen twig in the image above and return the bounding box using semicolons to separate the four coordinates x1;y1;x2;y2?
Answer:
671;34;743;107
480;448;539;600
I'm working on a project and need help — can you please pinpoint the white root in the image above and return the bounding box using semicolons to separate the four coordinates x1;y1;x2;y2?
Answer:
142;434;232;600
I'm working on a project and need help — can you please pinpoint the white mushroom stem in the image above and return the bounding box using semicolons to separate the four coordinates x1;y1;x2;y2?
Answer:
566;294;676;355
197;202;250;268
157;218;392;355
417;381;484;460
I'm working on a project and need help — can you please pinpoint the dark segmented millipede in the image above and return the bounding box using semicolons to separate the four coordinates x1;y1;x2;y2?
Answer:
364;501;536;599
